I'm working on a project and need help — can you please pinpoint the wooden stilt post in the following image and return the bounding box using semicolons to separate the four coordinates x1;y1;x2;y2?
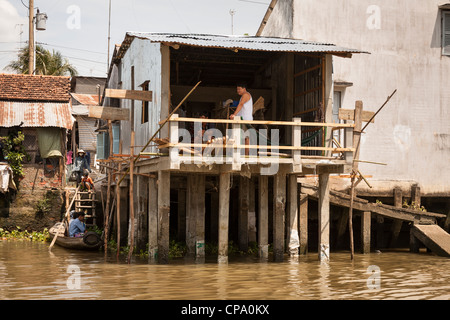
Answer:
299;192;308;255
127;131;135;263
238;176;249;252
157;170;170;264
348;101;363;260
218;172;230;264
336;207;349;249
177;188;187;242
148;175;158;262
273;171;286;262
389;187;403;248
116;165;121;259
444;201;450;233
186;175;196;257
318;173;330;262
288;174;299;256
376;215;385;249
411;185;421;208
361;211;371;254
136;175;148;252
248;178;257;244
258;175;269;259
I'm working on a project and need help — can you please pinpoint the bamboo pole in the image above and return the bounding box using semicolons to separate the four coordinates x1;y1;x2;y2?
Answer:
117;81;201;187
116;142;122;259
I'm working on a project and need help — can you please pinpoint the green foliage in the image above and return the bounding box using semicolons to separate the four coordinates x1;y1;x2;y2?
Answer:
0;226;49;242
7;44;78;76
403;200;427;212
1;131;29;181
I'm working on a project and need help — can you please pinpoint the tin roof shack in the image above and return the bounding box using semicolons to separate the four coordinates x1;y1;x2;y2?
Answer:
0;73;72;230
101;32;370;263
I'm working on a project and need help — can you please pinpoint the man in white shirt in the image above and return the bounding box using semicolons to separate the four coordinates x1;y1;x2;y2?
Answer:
230;83;253;155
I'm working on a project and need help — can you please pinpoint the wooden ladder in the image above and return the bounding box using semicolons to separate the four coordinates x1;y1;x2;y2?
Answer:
74;191;97;227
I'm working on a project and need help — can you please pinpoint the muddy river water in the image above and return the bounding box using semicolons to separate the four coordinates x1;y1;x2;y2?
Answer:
0;240;448;301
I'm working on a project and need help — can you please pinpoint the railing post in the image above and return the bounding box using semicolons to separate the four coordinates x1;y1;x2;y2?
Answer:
169;114;180;169
292;117;302;173
232;119;241;171
343;120;353;165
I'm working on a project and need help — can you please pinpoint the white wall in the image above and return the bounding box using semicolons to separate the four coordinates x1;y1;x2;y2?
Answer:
263;0;450;195
119;39;164;155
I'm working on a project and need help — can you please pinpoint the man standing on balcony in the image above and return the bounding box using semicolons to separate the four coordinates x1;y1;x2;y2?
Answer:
230;83;253;155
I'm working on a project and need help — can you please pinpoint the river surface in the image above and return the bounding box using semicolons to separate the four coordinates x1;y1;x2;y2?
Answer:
0;240;449;300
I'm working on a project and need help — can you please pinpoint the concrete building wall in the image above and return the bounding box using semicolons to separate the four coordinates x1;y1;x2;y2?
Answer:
262;0;450;195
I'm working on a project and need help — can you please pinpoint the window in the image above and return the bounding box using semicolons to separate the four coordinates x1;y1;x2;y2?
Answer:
141;80;150;123
443;11;450;56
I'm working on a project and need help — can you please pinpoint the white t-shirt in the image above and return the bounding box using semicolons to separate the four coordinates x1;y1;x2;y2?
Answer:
236;92;253;121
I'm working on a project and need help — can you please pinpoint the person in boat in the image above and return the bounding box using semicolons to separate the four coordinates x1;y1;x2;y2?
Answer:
80;170;95;192
72;149;91;187
69;211;86;237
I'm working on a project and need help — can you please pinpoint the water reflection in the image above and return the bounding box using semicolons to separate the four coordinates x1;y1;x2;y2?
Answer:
0;241;449;300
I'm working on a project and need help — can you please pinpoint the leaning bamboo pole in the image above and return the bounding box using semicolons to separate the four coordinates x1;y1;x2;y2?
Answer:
116;81;201;187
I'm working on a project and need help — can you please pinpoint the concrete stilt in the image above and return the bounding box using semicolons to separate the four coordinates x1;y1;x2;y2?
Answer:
195;175;206;262
157;170;170;264
361;211;371;254
288;174;299;256
299;193;308;255
258;175;269;259
177;188;186;242
186;175;196;257
389;187;403;248
238;176;249;252
218;172;230;264
148;176;158;262
273;171;286;262
318;173;330;262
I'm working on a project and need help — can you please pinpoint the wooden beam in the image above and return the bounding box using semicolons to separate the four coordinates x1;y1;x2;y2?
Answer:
339;108;375;123
105;88;153;101
89;105;130;121
293;64;322;78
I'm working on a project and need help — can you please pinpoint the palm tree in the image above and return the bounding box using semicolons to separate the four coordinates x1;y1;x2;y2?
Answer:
7;44;78;77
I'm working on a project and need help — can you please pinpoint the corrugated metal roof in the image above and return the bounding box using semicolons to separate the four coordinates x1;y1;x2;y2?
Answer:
118;32;368;58
0;101;74;130
70;93;99;106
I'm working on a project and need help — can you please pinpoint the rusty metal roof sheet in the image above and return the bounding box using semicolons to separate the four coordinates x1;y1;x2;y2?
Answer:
0;101;74;130
70;93;99;106
117;32;368;60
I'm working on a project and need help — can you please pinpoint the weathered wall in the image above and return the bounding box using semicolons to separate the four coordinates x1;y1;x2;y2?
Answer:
260;0;293;38
119;39;166;155
0;165;64;231
262;0;450;195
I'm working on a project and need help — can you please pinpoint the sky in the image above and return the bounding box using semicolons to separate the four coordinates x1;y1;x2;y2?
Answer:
0;0;271;77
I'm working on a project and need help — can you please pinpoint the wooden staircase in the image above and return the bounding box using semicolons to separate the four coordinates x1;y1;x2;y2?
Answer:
74;191;97;227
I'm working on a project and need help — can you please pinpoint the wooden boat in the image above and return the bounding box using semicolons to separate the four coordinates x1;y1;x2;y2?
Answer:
48;223;102;251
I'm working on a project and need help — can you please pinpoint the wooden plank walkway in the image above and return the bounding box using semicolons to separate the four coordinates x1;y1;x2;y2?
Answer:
301;184;446;224
411;224;450;257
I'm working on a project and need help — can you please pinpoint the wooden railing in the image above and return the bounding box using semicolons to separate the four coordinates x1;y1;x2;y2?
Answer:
146;115;355;171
